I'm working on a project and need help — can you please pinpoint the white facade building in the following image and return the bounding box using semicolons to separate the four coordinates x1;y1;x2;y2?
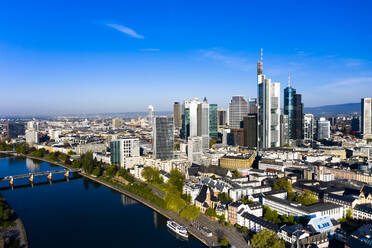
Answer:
197;98;210;150
362;98;372;139
317;117;331;140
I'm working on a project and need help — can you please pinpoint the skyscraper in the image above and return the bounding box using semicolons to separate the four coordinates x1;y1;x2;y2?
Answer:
197;97;210;150
284;75;303;140
173;102;182;134
248;98;257;114
6;123;25;139
218;109;227;127
112;118;122;130
148;105;155;127
280;113;289;146
182;98;200;139
209;104;218;139
228;96;248;129
362;98;372;139
243;114;257;148
153;116;174;160
257;49;280;149
188;136;203;164
304;114;315;140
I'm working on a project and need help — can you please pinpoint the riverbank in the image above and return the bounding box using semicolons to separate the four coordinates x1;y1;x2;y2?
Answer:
1;152;248;248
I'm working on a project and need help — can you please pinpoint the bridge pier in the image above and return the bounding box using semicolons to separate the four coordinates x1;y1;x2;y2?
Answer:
9;176;13;186
47;172;52;181
64;171;69;178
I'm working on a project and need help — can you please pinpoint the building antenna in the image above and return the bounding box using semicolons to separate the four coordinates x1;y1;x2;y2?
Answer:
288;73;291;87
260;48;263;63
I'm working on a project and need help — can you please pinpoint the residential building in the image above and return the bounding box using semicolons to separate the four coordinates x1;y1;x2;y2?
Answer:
25;130;39;145
110;138;140;168
304;114;315;140
112;118;122;130
317;117;331;140
353;204;372;220
188;136;203;164
153;116;174;160
173;102;182;134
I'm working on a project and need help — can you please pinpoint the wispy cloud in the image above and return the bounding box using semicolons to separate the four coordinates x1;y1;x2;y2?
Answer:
199;48;254;71
328;77;372;87
106;24;144;39
140;48;160;52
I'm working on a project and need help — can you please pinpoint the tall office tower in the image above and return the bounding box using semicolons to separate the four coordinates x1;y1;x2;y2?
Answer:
222;128;231;146
6;123;25;139
218;109;227;127
209;104;218;139
351;116;361;132
230;128;244;146
197;98;210;150
110;138;140;168
248;98;257;114
27;120;39;131
280;113;289;146
284;75;303;140
228;96;248;129
257;49;281;149
317;117;331;140
148;105;155;127
153;116;174;160
173;102;182;134
304;114;315;140
112;118;122;130
25;130;39;146
187;136;203;164
182;98;200;140
243;114;257;148
362;98;372;139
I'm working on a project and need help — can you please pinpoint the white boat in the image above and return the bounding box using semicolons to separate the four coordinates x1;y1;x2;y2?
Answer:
166;220;189;239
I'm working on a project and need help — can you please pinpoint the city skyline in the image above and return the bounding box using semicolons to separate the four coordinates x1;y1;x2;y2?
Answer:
1;0;372;115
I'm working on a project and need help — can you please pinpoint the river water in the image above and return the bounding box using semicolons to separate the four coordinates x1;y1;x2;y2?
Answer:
0;156;206;248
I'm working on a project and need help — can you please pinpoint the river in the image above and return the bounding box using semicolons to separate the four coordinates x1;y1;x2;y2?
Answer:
0;155;206;248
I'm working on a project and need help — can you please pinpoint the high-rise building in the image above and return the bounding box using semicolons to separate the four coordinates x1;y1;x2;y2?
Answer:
112;118;122;130
230;128;244;146
197;98;210;150
25;130;39;146
248;98;257;114
153;116;174;160
110;138;140;168
187;136;203;164
243;114;257;148
304;114;315;140
182;98;200;139
257;49;281;149
351;116;361;133
27;120;39;131
173;102;182;134
317;117;331;140
280;113;289;146
6;123;25;139
209;104;218;139
362;98;372;139
218;109;227;127
284;75;303;140
148;105;155;128
228;96;248;129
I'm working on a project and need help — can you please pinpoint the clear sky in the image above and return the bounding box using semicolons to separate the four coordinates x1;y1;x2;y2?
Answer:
1;0;372;115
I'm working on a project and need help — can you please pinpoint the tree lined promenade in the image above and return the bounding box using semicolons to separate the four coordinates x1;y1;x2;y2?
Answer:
0;143;248;248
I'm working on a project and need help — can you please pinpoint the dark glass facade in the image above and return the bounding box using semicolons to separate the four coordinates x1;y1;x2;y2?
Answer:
154;117;174;160
209;104;218;139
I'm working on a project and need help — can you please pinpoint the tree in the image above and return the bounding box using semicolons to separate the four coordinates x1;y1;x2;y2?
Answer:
92;167;101;177
205;207;217;217
67;150;76;155
164;192;186;212
263;206;280;224
219;238;230;247
346;208;353;220
174;143;180;151
295;190;318;206
167;169;185;193
105;165;117;177
232;171;242;178
180;205;200;220
71;160;81;168
217;214;225;223
241;196;253;204
273;178;293;192
141;167;163;184
251;229;285;248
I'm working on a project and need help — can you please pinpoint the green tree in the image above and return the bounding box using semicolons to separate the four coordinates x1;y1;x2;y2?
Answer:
232;171;242;178
71;160;81;168
346;208;353;220
141;167;163;184
166;169;185;193
217;214;225;223
251;229;285;248
67;150;76;155
174;143;180;151
241;196;253;204
218;192;232;202
205;207;217;217
105;165;117;177
295;190;318;206
180;205;200;220
92;167;101;177
219;238;230;247
164;192;186;212
273;178;293;192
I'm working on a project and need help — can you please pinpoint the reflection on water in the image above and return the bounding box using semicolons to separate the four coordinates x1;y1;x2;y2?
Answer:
121;194;138;206
25;158;41;172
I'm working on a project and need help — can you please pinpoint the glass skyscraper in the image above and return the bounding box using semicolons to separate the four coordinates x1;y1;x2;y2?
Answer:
209;104;218;139
153;116;174;160
284;80;304;140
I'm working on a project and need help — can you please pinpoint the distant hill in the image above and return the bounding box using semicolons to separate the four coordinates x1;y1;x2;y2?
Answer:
304;102;360;116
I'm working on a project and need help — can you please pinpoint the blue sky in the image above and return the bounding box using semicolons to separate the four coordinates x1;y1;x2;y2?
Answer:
1;0;372;115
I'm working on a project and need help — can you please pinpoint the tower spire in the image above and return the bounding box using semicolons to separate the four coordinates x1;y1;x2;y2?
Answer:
288;73;291;87
260;48;263;63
